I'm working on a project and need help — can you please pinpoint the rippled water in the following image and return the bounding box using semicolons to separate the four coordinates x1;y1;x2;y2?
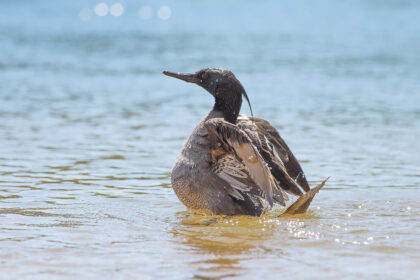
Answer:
1;0;420;279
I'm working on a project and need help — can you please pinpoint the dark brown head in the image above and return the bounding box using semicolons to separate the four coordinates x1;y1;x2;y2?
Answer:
163;68;252;123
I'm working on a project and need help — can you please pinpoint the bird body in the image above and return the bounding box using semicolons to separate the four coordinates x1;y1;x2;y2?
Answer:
171;110;225;215
164;68;326;216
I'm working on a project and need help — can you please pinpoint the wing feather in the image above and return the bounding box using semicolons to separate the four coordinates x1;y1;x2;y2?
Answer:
205;118;280;207
237;116;310;195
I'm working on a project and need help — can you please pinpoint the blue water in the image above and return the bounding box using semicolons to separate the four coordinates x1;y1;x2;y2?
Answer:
1;1;420;279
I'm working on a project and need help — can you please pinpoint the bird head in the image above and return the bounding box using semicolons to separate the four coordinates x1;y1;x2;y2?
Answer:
163;68;253;123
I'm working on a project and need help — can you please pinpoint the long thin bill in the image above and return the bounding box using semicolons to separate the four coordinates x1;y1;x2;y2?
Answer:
162;71;199;84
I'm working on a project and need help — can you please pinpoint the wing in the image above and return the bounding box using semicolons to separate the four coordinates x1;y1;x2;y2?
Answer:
204;118;289;210
281;178;329;216
237;115;310;196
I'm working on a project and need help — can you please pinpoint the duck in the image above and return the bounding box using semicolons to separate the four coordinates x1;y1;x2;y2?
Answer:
163;68;327;216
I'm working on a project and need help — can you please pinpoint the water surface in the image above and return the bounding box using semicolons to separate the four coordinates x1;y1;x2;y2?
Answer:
1;0;420;279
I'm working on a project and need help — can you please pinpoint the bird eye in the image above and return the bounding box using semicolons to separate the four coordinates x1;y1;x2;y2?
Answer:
201;72;209;80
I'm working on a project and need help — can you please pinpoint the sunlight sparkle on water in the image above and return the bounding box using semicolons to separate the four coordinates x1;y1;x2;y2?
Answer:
110;3;124;17
94;3;108;17
157;6;172;20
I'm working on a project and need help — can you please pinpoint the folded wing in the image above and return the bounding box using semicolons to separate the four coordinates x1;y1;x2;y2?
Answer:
237;116;310;196
205;118;288;211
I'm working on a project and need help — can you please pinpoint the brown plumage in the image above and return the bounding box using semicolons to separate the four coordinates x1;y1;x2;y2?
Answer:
164;68;327;216
237;116;310;195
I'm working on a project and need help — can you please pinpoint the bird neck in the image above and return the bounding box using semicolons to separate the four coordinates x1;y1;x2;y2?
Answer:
213;94;242;124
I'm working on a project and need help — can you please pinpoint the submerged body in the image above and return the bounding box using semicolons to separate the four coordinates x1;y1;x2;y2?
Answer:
165;68;325;216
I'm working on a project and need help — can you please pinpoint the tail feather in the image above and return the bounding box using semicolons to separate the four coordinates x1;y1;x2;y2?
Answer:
280;177;329;216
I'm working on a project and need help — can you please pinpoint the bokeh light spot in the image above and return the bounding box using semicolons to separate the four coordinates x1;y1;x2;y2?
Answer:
139;6;153;20
94;3;109;17
110;3;124;17
157;6;171;20
79;8;92;21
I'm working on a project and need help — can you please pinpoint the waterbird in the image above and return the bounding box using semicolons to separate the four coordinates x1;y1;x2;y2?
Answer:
163;68;328;216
